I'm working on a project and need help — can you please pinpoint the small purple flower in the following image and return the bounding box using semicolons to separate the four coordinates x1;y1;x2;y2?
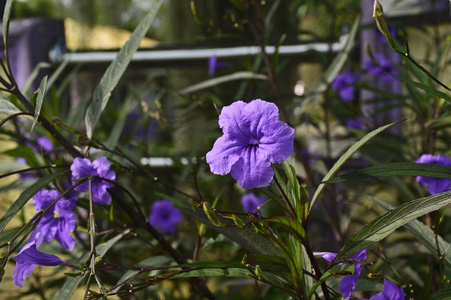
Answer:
346;117;362;130
206;99;295;189
331;69;360;102
208;54;227;77
369;279;404;300
241;193;265;213
71;157;116;205
365;54;398;82
149;200;183;234
316;249;367;298
13;232;66;287
416;154;451;195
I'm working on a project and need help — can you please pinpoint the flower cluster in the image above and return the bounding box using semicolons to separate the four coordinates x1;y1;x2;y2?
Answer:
416;154;451;195
241;193;265;213
149;199;183;234
332;68;360;102
206;99;295;189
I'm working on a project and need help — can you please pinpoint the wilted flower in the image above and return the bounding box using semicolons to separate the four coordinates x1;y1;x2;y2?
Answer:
71;157;116;205
369;279;404;300
331;69;360;102
316;249;367;298
206;99;295;189
149;200;183;234
241;193;265;213
365;54;397;82
13;233;66;287
416;154;451;195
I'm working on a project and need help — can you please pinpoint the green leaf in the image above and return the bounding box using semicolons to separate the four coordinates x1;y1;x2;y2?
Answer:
2;0;13;61
105;95;132;149
308;264;355;300
85;0;163;139
179;71;267;95
243;254;290;273
306;16;360;96
430;287;451;300
388;73;451;103
373;197;451;273
171;267;250;279
326;162;451;183
31;75;48;132
21;62;52;94
333;191;451;263
0;171;65;233
54;230;130;300
261;216;306;241
310;121;401;213
0;99;21;115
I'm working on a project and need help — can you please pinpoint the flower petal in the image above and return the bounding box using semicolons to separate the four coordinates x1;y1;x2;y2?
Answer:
206;135;244;175
242;99;280;136
230;147;273;189
218;101;248;135
258;121;294;163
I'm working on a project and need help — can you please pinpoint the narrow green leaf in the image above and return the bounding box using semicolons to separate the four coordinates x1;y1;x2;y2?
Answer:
172;267;250;279
31;75;48;132
105;96;132;149
0;99;21;115
333;191;451;263
326;162;451;184
179;71;267;95
85;0;163;138
373;197;451;273
2;0;13;60
0;171;64;233
55;230;130;300
261;216;306;240
310;121;401;213
430;287;451;300
425;116;451;130
389;73;451;103
243;254;289;273
21;62;52;94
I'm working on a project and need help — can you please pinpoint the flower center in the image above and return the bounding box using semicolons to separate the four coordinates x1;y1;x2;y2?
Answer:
248;138;259;146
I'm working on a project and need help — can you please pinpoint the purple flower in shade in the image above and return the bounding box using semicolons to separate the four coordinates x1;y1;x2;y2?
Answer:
369;279;404;300
346;117;362;130
365;54;398;82
415;154;451;195
208;54;227;77
149;200;183;234
29;189;77;250
241;193;265;213
206;99;295;189
331;69;360;102
13;232;66;287
25;136;53;153
316;249;367;298
71;157;116;205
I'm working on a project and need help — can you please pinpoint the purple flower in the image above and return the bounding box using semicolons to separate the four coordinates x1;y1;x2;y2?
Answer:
365;54;398;82
206;99;295;189
331;69;360;102
316;249;367;298
346;117;362;130
71;157;116;205
378;26;397;44
416;154;451;195
149;200;183;234
241;193;265;213
13;232;66;287
30;190;77;250
369;279;404;300
208;54;227;77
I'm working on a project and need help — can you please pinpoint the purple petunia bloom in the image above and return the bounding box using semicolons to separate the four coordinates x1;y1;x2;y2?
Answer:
13;232;66;287
331;69;360;102
415;154;451;195
369;279;404;300
241;193;265;213
346;117;362;130
316;249;367;298
206;99;295;189
149;200;183;234
29;189;77;250
71;157;116;205
365;54;398;82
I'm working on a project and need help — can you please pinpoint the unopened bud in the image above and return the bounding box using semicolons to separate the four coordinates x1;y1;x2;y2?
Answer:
203;202;222;227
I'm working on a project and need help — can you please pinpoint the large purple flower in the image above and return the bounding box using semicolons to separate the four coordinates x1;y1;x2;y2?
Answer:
206;99;295;189
241;193;265;213
149;200;183;234
13;233;66;287
416;154;451;195
71;157;116;205
369;279;404;300
30;189;77;250
316;249;367;298
365;54;398;82
331;69;360;102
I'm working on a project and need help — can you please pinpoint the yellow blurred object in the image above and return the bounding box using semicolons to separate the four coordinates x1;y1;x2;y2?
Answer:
64;18;158;50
